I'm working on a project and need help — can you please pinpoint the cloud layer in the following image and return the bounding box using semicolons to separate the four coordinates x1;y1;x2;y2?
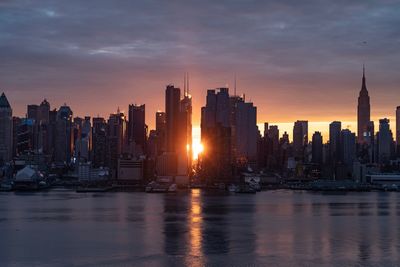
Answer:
1;0;399;129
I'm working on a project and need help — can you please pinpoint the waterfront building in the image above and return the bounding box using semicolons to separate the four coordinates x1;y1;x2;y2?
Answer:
0;93;13;164
117;156;144;181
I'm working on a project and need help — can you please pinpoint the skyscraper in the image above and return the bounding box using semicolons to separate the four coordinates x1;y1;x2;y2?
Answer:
0;93;13;163
92;117;107;168
329;121;341;163
357;66;371;143
12;116;21;158
376;118;393;163
165;85;181;154
178;91;192;175
267;125;279;155
340;129;356;167
25;99;51;154
155;111;166;155
38;99;50;154
312;131;323;164
107;110;127;175
38;99;50;124
201;88;232;182
163;82;192;177
396;106;400;155
234;99;258;163
27;104;39;120
293;120;308;160
55;105;73;164
128;104;147;154
75;116;91;161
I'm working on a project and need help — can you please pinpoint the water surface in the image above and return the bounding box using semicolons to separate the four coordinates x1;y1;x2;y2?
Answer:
1;189;399;266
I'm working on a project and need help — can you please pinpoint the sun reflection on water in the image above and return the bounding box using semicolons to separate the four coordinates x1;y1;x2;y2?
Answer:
187;189;204;265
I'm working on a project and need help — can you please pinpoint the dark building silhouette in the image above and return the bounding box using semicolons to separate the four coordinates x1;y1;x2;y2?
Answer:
201;88;232;182
107;110;126;176
27;104;38;121
312;131;323;164
165;85;181;154
0;93;13;164
293;120;308;160
376;118;393;164
155;111;166;155
162;82;192;177
396;106;400;156
12;117;21;158
340;129;356;177
55;105;73;164
74;116;91;162
357;66;371;143
16;118;35;154
260;123;280;170
24;99;52;155
92;117;107;168
128;104;147;155
329;121;341;164
178;90;192;175
48;109;58;161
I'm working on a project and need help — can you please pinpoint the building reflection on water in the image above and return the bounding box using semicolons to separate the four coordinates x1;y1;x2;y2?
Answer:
188;189;203;258
2;191;400;266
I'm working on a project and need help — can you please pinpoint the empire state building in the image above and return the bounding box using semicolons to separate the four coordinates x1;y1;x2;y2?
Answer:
357;66;371;143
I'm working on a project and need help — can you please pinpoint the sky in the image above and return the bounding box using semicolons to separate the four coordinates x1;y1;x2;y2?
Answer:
1;0;400;141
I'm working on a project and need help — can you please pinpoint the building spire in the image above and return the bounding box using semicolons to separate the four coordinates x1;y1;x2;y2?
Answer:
187;72;189;95
0;92;11;108
184;72;186;96
363;63;365;79
361;64;367;92
234;73;237;96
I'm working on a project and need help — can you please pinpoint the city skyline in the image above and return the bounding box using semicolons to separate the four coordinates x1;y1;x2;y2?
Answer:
2;66;399;146
2;2;400;266
1;0;400;130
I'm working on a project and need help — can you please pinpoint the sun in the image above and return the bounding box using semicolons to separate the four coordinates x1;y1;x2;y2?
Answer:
192;141;204;160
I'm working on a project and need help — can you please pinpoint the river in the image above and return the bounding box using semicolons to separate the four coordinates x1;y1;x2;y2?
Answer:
1;189;399;266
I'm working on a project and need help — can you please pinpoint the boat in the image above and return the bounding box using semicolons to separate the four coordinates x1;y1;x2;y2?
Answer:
227;184;240;193
14;166;48;191
145;181;177;193
237;184;257;194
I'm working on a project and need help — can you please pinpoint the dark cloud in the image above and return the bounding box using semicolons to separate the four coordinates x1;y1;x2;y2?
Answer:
1;0;399;126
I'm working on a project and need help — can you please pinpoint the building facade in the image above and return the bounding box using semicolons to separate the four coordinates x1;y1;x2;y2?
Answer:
0;93;13;163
